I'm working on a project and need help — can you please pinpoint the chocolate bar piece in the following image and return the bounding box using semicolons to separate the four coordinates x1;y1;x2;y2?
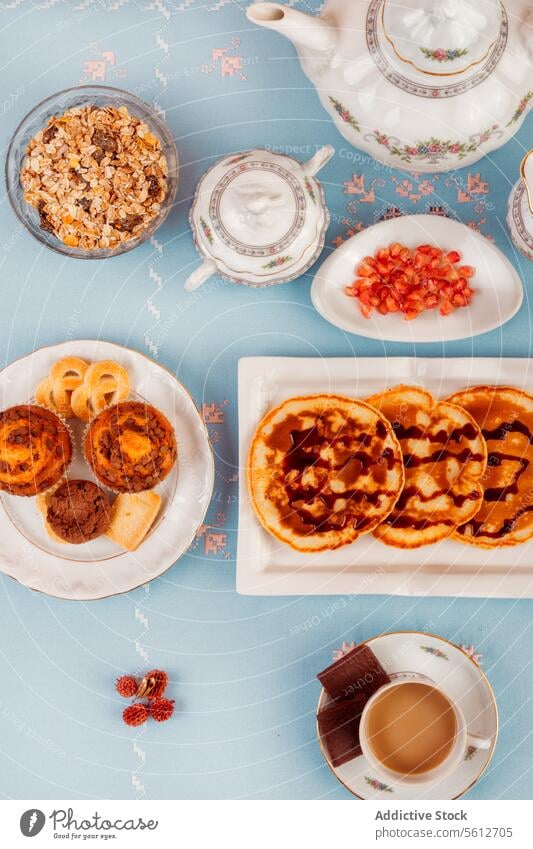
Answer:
317;643;390;702
317;694;366;767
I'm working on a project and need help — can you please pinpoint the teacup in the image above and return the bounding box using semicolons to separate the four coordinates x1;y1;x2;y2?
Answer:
359;673;492;787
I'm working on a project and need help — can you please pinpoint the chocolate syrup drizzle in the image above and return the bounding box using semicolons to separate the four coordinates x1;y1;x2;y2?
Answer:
395;423;478;443
278;419;398;533
385;419;484;533
458;417;533;539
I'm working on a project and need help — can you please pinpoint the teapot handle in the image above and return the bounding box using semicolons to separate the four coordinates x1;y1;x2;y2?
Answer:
302;144;335;177
184;258;217;292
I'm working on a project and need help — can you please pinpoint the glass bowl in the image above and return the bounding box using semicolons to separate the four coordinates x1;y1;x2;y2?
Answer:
5;85;178;259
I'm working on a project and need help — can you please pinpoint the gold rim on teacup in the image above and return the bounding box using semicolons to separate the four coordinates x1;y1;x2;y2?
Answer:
520;150;533;215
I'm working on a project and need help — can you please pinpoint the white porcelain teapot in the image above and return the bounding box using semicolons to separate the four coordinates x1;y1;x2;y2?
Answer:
247;0;533;173
185;146;332;290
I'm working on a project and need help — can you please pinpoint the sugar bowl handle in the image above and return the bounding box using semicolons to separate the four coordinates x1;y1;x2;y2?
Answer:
184;258;217;292
302;145;335;177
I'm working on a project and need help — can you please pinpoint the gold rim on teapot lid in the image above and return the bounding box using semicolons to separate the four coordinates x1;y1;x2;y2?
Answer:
380;0;501;79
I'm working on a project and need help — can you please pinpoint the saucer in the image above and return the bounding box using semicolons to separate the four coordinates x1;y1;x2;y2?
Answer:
316;631;498;800
311;214;523;343
0;340;214;600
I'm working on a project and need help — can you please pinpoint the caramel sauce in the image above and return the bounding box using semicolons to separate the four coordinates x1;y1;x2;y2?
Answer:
265;410;399;535
483;453;528;502
455;398;533;541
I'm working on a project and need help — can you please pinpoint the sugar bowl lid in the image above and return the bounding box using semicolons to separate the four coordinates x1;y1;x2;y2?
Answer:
185;146;333;290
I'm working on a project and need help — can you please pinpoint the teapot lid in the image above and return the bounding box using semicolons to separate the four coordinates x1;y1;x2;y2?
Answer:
382;0;503;76
189;148;331;286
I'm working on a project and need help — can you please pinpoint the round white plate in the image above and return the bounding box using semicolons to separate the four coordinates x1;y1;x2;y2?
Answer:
317;631;498;800
311;215;523;343
0;340;214;600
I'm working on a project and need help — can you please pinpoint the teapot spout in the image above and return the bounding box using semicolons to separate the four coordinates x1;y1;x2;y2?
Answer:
247;3;335;54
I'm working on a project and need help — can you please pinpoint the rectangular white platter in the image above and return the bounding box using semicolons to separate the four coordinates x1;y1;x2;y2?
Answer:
237;356;533;599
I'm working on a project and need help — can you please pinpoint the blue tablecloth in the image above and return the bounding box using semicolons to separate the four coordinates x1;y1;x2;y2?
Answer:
0;1;531;800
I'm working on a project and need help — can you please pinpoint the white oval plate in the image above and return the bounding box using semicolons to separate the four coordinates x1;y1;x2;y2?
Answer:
317;632;498;800
311;215;523;343
0;340;214;600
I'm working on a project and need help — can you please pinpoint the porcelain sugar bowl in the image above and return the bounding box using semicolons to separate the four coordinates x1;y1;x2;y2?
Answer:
507;151;533;260
184;145;333;291
247;0;533;173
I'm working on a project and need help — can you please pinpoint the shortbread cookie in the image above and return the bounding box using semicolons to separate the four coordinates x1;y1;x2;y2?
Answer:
106;490;161;550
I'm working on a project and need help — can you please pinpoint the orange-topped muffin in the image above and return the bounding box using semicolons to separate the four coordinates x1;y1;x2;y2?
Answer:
0;404;72;496
85;401;177;493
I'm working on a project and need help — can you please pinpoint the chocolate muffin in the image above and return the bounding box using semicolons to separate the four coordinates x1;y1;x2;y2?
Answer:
0;404;72;496
46;479;111;544
84;401;177;493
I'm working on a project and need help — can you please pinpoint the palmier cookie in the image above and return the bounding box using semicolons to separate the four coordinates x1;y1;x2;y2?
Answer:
85;401;177;493
71;360;130;422
0;405;72;496
35;357;88;419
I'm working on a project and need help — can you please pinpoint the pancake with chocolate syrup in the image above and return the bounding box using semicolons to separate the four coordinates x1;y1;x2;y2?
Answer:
367;386;487;548
247;394;404;552
447;386;533;547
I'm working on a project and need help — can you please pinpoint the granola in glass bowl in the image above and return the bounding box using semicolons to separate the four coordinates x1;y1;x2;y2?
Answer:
6;86;178;258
